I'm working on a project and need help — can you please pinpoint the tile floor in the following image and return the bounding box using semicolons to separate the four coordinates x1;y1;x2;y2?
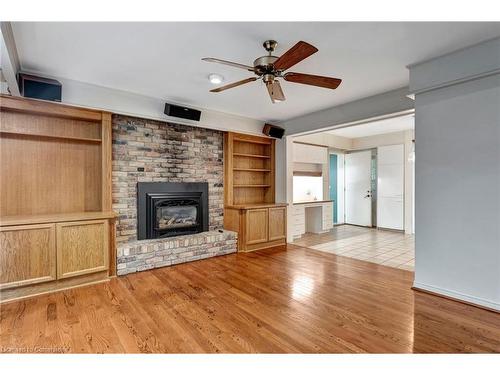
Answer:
292;225;415;271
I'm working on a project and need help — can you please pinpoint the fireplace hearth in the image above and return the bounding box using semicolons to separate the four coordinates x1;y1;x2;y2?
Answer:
137;182;209;240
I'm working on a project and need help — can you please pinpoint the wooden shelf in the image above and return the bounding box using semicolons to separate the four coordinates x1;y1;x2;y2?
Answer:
234;138;272;145
225;203;287;209
0;130;102;143
233;168;271;172
233;153;270;159
0;211;117;227
233;184;271;188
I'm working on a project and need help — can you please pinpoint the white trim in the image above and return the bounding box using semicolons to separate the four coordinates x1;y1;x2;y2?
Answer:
413;281;500;311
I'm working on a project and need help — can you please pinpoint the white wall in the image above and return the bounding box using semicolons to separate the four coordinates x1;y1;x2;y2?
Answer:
410;37;500;311
292;142;329;201
293;176;324;202
293;132;352;150
351;130;407;150
21;74;266;136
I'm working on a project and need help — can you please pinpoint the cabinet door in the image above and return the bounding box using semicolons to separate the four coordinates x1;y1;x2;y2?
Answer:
56;220;109;279
0;224;56;289
268;207;287;241
245;209;268;245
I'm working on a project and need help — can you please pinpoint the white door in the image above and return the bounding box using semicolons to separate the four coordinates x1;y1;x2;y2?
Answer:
345;151;372;226
377;144;404;230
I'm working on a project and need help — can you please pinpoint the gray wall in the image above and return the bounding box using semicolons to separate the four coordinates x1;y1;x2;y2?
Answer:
411;38;500;310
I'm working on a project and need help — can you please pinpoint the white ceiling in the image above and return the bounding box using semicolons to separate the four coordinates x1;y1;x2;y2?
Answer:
11;22;500;122
327;115;414;138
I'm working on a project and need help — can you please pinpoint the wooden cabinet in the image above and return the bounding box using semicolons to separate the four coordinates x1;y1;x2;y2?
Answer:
225;204;287;252
0;224;56;289
223;132;287;252
245;209;269;245
0;96;116;302
0;220;110;291
268;207;287;241
56;220;109;279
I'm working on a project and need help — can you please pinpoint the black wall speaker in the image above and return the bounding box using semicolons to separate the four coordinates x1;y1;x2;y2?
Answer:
164;103;201;121
263;123;285;139
19;73;62;102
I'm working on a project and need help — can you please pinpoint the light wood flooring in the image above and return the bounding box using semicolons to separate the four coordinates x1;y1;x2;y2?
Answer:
293;225;415;270
1;244;499;353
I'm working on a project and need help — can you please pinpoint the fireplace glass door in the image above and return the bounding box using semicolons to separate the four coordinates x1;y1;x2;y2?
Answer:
156;200;198;231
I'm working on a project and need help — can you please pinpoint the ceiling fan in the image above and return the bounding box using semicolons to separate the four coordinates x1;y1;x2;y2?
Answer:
202;40;342;103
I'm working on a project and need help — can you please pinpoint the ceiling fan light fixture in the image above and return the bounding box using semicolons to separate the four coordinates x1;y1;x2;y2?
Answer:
208;73;224;85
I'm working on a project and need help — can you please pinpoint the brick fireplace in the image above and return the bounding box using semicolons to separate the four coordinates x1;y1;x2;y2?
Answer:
112;114;236;275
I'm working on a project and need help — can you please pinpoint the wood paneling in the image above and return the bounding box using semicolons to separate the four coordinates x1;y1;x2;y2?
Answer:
268;207;286;241
0;111;101;140
108;218;117;277
0;224;56;289
56;220;109;279
101;112;113;211
1;245;499;353
0;135;102;216
0;94;102;122
244;209;268;245
0;211;116;226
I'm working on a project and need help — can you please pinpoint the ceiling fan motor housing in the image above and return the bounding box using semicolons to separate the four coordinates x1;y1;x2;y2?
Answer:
253;55;279;75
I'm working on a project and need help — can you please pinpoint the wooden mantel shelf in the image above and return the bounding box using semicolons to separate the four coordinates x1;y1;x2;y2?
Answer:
0;211;117;227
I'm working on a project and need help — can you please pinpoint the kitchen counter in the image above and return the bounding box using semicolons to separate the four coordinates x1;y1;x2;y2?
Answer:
293;200;333;205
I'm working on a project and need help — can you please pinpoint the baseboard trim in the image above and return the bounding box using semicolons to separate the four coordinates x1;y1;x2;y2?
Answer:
412;282;500;313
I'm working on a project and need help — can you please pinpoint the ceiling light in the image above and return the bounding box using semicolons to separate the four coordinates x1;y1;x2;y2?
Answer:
208;74;224;85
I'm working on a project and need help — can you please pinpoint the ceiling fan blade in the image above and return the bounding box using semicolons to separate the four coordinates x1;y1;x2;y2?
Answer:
210;77;257;93
284;72;342;89
202;58;255;72
266;80;286;103
273;41;318;71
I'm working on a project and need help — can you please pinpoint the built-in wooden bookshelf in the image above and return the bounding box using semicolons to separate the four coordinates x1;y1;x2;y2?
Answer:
224;132;276;206
0;95;116;302
223;132;286;252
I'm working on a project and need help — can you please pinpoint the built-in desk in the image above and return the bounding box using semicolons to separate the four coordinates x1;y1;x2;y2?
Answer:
292;200;334;238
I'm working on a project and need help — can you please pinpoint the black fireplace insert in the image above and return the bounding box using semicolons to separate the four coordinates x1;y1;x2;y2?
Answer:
137;182;208;240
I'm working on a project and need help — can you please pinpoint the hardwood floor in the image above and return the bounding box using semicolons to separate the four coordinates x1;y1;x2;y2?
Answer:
1;244;499;353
